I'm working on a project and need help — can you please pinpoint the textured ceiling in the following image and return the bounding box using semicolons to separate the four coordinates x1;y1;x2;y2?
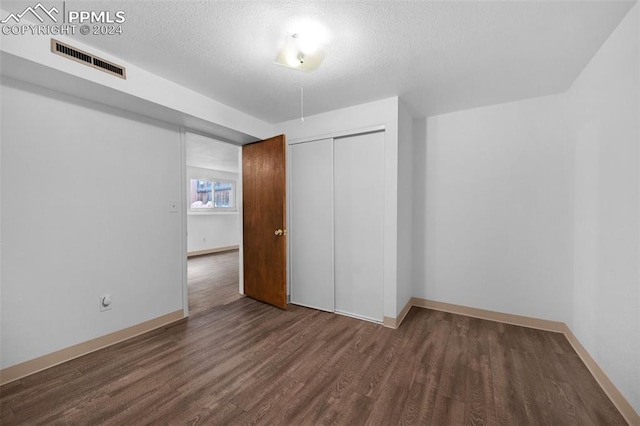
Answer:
49;1;640;122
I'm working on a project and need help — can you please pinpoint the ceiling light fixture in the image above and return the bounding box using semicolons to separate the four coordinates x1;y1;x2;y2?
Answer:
275;33;327;124
274;33;327;72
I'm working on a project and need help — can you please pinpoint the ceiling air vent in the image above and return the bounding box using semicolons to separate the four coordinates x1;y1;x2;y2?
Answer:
50;39;126;79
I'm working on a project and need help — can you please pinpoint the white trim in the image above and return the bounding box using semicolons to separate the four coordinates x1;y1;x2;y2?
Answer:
412;297;564;333
383;297;413;329
238;146;244;295
0;310;185;386
335;310;383;325
290;301;334;314
407;298;640;425
287;125;386;145
187;245;240;258
286;141;291;298
179;127;189;318
187;210;239;216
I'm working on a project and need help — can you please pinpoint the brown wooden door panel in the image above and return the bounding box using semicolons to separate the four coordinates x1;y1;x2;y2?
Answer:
242;135;287;309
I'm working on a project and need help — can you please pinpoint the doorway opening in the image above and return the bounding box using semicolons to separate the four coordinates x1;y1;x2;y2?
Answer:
184;131;242;315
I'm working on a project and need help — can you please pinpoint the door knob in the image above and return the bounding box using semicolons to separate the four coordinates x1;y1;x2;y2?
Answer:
275;229;284;236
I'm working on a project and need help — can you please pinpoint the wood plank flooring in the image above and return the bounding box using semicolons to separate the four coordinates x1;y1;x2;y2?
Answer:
187;250;242;315
0;252;627;425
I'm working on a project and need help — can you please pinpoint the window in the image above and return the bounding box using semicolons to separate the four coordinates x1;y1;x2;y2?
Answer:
190;178;235;210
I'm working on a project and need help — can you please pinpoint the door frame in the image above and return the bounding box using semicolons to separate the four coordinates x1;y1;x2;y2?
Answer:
180;128;189;317
181;125;386;317
179;127;245;317
285;124;386;308
238;146;245;295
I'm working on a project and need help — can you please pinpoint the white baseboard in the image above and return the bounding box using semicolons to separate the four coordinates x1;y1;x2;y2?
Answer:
406;297;639;425
187;245;239;257
0;310;185;386
561;325;639;426
411;297;565;332
383;298;413;329
4;297;637;424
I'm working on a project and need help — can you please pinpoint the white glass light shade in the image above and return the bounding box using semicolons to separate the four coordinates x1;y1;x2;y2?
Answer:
274;33;327;72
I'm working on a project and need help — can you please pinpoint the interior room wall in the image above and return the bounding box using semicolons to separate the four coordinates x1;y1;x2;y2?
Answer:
0;3;636;412
0;77;184;369
186;166;240;253
414;93;574;324
567;3;639;413
396;100;414;315
413;3;639;413
0;26;273;142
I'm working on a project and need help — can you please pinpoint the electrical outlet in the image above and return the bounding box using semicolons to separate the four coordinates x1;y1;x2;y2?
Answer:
100;294;112;312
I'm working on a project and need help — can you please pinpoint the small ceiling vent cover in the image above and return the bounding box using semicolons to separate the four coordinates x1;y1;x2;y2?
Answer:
51;39;126;79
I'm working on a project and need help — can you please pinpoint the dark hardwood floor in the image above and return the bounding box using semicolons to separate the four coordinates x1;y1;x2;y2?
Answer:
0;251;627;425
187;250;242;315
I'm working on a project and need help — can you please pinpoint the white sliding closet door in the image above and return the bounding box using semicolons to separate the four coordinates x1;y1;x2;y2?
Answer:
334;132;385;322
290;139;334;311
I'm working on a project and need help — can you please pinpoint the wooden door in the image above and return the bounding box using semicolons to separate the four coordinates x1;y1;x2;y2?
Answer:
242;134;287;309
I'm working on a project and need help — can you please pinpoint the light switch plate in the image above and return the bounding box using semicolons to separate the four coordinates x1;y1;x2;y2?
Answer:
169;200;178;213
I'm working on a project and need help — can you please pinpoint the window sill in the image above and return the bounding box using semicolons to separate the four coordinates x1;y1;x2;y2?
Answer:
188;210;239;216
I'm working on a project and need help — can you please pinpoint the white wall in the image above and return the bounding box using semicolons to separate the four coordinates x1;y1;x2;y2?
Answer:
413;4;639;413
0;76;4;368
0;19;273;142
415;93;574;324
568;3;639;413
397;101;414;315
412;117;428;305
0;77;184;368
276;97;400;319
187;166;240;253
